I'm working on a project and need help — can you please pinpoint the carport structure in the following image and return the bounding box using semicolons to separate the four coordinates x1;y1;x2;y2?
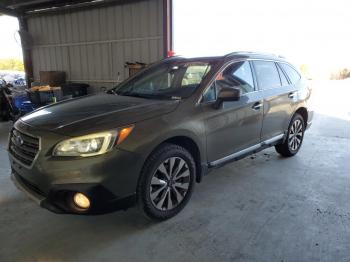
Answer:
0;0;173;92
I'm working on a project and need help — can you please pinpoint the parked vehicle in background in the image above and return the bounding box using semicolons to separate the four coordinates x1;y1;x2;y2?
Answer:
9;52;313;220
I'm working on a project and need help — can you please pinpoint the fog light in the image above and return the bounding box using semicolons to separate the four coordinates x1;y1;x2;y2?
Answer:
73;192;90;209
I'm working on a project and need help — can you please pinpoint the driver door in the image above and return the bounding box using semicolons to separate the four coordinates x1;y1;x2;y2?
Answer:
201;61;264;164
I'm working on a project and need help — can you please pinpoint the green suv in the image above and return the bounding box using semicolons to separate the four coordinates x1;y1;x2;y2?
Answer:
9;52;313;220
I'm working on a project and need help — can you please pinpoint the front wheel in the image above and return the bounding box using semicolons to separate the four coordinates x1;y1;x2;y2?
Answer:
137;143;196;221
275;113;305;157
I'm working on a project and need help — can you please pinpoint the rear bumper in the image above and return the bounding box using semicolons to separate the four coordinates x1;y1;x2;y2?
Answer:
11;171;136;215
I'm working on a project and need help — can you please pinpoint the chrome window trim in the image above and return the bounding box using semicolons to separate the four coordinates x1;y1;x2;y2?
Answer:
275;62;291;87
198;58;254;105
250;59;288;91
278;62;302;84
198;57;293;105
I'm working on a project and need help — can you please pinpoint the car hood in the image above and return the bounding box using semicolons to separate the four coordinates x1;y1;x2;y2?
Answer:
21;93;179;136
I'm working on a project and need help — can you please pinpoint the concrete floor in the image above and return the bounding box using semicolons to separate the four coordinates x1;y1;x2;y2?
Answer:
1;81;350;262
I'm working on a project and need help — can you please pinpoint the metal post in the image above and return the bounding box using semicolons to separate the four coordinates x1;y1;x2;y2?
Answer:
163;0;173;57
18;16;34;88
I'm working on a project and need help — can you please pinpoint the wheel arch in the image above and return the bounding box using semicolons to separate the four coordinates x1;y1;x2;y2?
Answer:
294;107;308;125
145;135;204;183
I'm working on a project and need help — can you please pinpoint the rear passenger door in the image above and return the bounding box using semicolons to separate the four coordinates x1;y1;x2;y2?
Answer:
252;60;297;141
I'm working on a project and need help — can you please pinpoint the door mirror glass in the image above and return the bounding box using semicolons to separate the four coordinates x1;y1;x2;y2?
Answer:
213;87;241;108
218;87;241;101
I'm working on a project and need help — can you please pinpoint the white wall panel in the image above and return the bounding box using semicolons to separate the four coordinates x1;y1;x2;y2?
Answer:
27;0;164;92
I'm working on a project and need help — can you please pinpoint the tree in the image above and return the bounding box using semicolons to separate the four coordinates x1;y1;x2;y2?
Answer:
0;58;24;71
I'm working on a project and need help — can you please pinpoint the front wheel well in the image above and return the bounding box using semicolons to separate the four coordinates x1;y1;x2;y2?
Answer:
295;107;308;125
161;136;202;183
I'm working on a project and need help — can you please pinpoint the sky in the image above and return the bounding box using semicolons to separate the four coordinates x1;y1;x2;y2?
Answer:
173;0;350;78
1;0;349;78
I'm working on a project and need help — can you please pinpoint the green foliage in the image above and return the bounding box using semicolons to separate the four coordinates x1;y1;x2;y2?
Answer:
0;58;24;71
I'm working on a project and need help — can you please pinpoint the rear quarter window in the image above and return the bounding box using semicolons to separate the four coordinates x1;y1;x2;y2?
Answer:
276;64;289;86
279;63;301;84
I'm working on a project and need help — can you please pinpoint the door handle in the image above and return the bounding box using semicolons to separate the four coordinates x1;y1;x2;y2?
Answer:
288;92;296;99
252;102;262;110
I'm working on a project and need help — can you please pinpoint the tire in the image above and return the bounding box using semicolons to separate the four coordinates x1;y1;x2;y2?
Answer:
275;113;305;157
137;143;196;221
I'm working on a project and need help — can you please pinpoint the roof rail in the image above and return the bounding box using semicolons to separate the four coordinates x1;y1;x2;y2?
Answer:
225;51;286;59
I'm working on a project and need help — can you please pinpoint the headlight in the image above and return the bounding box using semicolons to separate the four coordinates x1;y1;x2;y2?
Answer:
53;125;134;157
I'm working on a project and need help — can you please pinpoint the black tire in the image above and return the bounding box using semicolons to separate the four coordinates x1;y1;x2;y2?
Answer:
137;143;196;221
275;113;305;157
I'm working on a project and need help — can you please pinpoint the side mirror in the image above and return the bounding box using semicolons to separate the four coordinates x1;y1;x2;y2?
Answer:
213;87;241;109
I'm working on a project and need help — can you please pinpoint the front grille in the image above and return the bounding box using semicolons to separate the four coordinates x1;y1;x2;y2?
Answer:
9;128;40;167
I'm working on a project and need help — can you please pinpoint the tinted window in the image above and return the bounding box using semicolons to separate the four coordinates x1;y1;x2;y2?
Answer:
276;64;289;86
202;61;255;102
253;61;281;90
280;63;301;84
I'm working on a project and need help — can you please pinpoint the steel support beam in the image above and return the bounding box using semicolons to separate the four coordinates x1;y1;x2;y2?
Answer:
163;0;173;57
18;16;34;88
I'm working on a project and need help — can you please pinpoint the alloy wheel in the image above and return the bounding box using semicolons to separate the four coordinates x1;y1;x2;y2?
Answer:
288;119;303;151
150;157;190;211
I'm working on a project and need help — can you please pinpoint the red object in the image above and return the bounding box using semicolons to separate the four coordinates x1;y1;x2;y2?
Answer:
216;72;224;80
167;50;175;57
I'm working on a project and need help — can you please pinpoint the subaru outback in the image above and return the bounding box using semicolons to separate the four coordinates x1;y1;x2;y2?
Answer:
9;52;313;220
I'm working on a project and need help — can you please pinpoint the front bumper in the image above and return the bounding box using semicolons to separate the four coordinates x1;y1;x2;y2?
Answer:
9;121;143;215
11;170;136;215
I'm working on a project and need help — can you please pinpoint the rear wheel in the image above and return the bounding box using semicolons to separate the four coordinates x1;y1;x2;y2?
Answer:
275;113;305;157
137;143;196;220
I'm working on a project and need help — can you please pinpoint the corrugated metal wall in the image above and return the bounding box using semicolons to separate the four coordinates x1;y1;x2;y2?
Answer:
27;0;164;92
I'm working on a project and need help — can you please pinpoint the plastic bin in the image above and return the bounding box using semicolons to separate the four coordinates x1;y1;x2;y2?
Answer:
61;83;89;97
12;94;36;114
28;89;63;106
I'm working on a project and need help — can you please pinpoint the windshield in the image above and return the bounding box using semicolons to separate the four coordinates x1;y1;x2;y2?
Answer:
113;61;212;99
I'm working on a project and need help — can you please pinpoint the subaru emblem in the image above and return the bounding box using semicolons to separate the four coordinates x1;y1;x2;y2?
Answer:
14;133;24;146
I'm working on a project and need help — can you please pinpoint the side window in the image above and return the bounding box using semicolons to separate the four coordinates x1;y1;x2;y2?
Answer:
253;61;281;90
276;63;289;86
279;63;301;84
217;61;255;94
202;61;255;102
